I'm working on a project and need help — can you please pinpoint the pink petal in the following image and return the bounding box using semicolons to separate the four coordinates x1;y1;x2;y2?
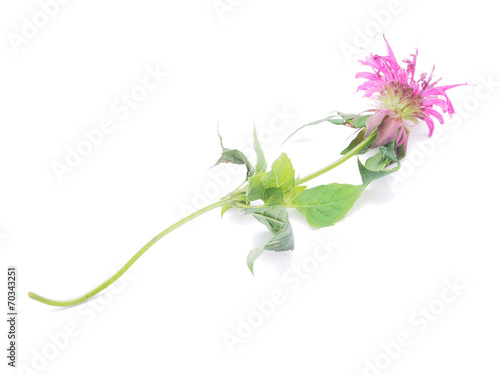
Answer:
423;83;467;97
422;97;450;113
425;117;435;136
355;72;379;80
382;35;400;78
426;108;445;124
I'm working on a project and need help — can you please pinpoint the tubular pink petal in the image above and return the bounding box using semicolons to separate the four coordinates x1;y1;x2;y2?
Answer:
425;117;435;136
426;109;445;124
422;97;450;113
424;83;467;96
355;72;380;80
382;35;400;77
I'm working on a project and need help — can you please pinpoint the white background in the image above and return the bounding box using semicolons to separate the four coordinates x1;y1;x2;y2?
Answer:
1;0;499;374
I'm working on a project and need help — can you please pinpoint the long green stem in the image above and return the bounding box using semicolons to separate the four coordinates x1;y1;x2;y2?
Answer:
28;198;231;307
297;131;377;185
30;126;376;307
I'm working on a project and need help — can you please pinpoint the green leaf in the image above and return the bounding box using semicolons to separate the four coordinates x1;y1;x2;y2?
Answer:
221;202;232;218
341;128;367;155
396;144;407;160
340;127;378;156
328;112;372;128
325;112;355;125
215;149;254;177
292;183;365;228
356;140;401;185
215;131;254;177
253;126;267;174
282;112;352;145
378;140;398;163
365;151;388;170
262;153;295;194
262;187;284;206
282;111;373;146
357;157;400;185
325;112;360;125
247;175;265;201
243;205;294;274
283;185;307;206
351;114;372;128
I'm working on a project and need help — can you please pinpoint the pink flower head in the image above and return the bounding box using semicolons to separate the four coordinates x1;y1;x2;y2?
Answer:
356;36;465;152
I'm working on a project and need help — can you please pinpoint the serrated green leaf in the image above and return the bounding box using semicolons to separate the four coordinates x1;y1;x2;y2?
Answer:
292;183;365;228
243;205;294;274
253;126;267;174
357;157;400;185
262;153;295;194
262;187;284;206
247;175;265;201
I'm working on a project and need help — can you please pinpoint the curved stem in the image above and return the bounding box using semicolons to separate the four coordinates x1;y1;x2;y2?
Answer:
28;198;231;307
297;131;377;185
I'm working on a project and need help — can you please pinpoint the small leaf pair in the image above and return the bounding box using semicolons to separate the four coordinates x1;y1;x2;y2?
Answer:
215;126;267;178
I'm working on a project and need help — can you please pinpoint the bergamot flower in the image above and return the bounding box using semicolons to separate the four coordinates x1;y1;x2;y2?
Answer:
356;36;465;154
